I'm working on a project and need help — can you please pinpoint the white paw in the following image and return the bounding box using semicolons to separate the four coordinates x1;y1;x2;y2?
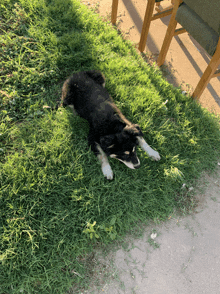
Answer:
149;150;161;161
102;164;114;180
137;137;161;161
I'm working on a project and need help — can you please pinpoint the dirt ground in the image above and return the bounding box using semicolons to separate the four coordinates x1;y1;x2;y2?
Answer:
79;167;220;294
82;0;220;114
72;1;220;293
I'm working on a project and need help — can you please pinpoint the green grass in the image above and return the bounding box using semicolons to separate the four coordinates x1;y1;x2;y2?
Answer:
0;0;220;293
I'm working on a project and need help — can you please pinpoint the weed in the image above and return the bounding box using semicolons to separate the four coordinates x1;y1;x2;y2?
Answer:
147;229;160;249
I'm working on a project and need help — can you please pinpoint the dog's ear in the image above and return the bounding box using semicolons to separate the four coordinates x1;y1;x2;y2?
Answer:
124;124;143;137
85;70;105;87
100;134;115;149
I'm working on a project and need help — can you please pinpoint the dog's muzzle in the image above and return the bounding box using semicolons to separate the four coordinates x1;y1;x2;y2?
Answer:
110;156;141;169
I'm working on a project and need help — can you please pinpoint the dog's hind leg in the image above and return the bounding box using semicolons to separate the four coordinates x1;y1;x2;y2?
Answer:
137;137;161;161
96;144;114;180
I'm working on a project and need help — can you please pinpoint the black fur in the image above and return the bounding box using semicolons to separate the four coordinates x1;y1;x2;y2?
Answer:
61;70;143;168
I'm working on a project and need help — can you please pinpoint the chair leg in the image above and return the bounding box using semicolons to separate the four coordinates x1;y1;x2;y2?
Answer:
111;0;119;25
138;0;155;52
157;0;182;66
192;39;220;100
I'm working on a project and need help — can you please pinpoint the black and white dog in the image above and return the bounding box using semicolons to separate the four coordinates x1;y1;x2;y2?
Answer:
61;70;160;180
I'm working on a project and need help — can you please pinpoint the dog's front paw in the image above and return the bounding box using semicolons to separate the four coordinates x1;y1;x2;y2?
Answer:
150;150;161;161
102;164;114;180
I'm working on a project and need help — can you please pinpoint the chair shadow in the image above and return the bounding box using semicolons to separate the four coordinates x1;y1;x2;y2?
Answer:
120;0;220;106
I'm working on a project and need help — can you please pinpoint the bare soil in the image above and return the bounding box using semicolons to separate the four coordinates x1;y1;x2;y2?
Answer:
83;0;220;114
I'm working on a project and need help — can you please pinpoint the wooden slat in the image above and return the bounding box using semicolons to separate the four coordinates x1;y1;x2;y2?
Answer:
111;0;119;25
138;0;155;52
155;4;173;13
213;69;220;78
151;8;173;21
174;28;186;36
192;38;220;99
157;0;183;66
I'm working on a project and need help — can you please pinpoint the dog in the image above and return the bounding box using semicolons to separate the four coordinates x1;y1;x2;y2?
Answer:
61;70;161;180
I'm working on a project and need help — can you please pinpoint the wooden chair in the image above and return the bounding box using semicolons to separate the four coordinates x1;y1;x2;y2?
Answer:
111;0;174;52
157;0;220;100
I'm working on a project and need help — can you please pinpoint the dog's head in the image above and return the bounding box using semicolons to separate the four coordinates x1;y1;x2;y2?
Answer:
100;124;143;169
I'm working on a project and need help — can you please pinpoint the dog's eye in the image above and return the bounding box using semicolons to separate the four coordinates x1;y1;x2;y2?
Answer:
124;151;130;155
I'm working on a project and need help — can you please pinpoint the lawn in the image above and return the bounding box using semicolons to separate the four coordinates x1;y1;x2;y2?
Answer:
0;0;220;293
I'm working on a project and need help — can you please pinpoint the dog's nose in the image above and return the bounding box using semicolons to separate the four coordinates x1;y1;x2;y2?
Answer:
134;164;141;169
